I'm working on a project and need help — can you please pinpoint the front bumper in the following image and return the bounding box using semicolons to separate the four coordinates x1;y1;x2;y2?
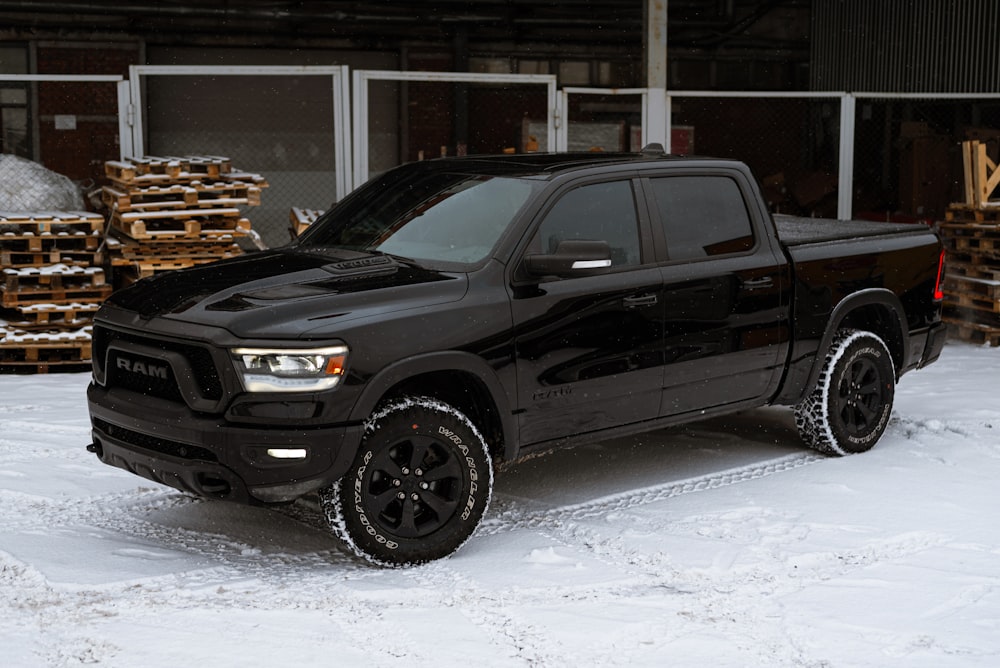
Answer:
88;384;362;504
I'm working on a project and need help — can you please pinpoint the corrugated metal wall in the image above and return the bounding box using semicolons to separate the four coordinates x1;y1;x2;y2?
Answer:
811;0;1000;92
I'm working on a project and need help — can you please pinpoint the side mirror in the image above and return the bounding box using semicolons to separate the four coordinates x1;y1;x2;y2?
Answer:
523;239;613;278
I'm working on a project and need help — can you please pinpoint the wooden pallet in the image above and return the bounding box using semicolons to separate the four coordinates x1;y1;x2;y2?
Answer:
110;239;242;262
190;180;261;200
943;274;1000;314
943;317;1000;346
105;157;267;189
945;206;1000;224
952;236;1000;256
0;328;93;371
0;247;101;268
289;207;325;237
102;184;199;211
944;274;1000;300
0;284;112;308
2;302;99;329
135;155;232;178
2;265;107;292
105;156;226;182
103;182;263;212
0;211;105;235
0;231;102;254
944;261;1000;281
939;221;1000;263
938;221;1000;238
959;140;1000;209
109;210;251;241
123;257;240;279
944;293;1000;315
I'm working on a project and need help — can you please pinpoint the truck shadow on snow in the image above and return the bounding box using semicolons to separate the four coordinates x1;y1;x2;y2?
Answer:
493;406;805;508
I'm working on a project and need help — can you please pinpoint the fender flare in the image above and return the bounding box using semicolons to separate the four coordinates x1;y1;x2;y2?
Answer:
804;288;908;394
347;351;518;460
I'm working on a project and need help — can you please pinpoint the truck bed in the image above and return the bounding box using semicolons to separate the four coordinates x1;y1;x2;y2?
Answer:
774;215;930;246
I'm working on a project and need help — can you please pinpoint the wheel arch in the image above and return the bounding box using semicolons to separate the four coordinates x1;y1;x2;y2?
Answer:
348;351;516;461
808;288;907;392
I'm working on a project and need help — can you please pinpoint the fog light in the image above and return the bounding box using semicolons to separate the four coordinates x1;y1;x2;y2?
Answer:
266;448;308;460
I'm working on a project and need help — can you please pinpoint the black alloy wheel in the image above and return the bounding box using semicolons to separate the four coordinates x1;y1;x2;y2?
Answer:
320;396;493;566
795;329;896;456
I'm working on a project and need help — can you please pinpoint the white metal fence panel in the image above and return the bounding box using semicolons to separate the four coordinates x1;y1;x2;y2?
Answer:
352;70;557;186
128;65;350;247
558;87;649;153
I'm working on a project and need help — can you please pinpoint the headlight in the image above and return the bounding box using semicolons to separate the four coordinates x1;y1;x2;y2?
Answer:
231;345;348;392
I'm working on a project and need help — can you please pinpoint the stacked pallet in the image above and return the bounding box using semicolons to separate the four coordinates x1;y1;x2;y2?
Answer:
0;211;110;371
289;207;324;238
102;156;266;284
939;140;1000;346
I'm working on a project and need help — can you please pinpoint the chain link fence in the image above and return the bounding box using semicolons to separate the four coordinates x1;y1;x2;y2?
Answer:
564;91;645;153
12;73;1000;236
670;94;843;218
668;93;1000;224
356;72;556;183
852;96;1000;222
137;68;348;248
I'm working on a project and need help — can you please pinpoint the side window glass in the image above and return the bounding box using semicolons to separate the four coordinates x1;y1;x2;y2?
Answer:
533;180;641;268
649;176;755;260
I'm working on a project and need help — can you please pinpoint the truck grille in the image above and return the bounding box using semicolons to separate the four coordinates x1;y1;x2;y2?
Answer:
94;325;224;404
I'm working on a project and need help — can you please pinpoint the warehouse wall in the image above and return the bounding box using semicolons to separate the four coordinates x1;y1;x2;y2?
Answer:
811;0;1000;93
36;42;139;187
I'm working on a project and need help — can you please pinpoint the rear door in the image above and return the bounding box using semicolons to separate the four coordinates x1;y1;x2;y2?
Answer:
640;170;791;415
509;176;665;445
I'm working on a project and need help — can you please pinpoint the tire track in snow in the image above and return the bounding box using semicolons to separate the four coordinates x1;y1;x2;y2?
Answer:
481;451;824;535
469;449;954;666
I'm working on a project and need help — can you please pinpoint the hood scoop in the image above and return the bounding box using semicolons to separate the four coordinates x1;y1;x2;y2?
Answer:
321;254;400;279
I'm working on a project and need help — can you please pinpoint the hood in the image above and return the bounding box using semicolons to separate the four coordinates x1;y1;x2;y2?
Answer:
105;249;467;339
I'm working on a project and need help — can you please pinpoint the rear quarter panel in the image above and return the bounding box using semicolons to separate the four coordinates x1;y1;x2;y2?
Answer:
777;222;943;402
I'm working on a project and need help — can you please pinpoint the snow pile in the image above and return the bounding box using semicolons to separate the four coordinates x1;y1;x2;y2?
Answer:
0;154;84;211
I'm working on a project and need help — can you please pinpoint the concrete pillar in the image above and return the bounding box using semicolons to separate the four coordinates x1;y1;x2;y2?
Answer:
644;0;668;149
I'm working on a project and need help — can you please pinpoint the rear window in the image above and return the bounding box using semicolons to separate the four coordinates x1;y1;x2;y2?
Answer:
648;175;755;260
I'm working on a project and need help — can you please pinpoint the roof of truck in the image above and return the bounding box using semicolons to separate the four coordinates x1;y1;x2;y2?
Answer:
393;145;741;178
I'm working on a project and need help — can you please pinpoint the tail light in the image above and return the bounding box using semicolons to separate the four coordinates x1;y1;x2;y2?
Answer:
933;248;946;301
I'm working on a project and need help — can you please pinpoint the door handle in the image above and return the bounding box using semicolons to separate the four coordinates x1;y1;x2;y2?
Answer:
742;277;774;290
623;294;658;308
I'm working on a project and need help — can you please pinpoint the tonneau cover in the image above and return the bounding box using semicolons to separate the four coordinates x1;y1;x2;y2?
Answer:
774;215;930;246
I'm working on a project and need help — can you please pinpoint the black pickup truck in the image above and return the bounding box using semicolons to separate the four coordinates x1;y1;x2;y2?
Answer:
87;147;947;565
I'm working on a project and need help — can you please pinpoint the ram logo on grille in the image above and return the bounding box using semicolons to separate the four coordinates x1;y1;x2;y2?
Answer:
116;356;169;379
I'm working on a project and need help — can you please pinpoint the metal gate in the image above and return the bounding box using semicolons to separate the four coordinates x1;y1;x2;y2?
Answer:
352;70;558;186
127;65;351;247
558;87;650;153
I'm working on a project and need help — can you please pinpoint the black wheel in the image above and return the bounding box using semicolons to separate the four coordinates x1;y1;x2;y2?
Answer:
794;329;896;456
320;396;494;566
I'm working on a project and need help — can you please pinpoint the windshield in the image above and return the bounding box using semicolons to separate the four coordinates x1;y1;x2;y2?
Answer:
299;169;542;266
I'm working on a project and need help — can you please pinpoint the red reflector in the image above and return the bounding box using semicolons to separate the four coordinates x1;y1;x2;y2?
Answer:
933;248;946;301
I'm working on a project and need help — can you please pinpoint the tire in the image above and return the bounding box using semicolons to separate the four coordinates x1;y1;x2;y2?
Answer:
319;396;494;566
794;329;896;456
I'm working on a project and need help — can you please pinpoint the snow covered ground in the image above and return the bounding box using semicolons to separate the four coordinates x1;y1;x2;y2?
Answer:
1;340;998;667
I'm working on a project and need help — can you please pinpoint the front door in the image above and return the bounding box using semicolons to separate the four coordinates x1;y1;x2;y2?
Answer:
510;178;665;445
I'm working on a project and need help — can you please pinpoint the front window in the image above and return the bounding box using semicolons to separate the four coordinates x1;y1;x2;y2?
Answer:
300;168;542;266
531;180;642;268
